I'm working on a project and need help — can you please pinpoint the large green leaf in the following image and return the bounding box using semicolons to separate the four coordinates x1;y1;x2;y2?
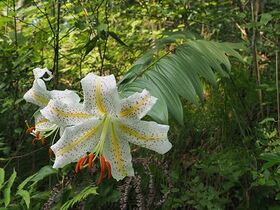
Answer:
119;32;242;124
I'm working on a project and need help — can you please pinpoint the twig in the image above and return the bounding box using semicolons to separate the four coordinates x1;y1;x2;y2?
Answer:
276;50;279;136
54;0;61;86
250;0;263;118
13;0;17;47
33;0;56;36
100;1;109;75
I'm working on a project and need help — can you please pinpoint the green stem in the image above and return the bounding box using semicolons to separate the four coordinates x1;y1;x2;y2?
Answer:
95;116;110;156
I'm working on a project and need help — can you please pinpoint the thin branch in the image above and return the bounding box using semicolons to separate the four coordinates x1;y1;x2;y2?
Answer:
33;0;56;36
53;0;61;86
100;0;109;75
1;145;49;162
12;0;17;47
276;50;280;136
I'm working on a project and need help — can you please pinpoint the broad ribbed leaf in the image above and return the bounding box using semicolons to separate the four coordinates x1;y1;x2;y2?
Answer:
119;33;242;124
157;58;199;105
146;70;184;124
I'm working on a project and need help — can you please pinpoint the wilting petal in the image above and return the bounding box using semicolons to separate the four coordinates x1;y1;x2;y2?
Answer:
51;118;103;168
50;89;80;104
33;67;53;81
41;99;94;127
118;89;157;120
23;79;50;107
117;120;171;154
103;123;134;181
34;112;55;131
81;73;120;116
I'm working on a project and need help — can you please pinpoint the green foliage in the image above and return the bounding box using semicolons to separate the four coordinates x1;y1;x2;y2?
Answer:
0;166;58;209
119;34;243;124
0;0;279;209
60;186;98;210
3;169;16;207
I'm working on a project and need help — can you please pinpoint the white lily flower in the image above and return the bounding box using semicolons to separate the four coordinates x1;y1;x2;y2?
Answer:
23;68;80;143
41;73;172;181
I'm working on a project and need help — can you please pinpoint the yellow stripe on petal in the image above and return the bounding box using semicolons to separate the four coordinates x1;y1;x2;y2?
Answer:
36;118;49;126
119;124;162;141
51;107;93;118
111;124;126;176
96;79;106;114
32;92;49;106
56;123;102;156
119;95;149;117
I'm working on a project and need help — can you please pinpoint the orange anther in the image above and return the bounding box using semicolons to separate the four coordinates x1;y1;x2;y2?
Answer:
88;153;95;170
48;148;54;157
35;131;40;138
97;156;106;185
41;136;45;145
26;126;35;134
79;156;88;170
32;138;38;145
75;158;84;173
106;161;112;179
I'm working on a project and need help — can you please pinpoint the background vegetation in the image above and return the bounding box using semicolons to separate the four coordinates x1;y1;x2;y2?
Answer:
0;0;280;209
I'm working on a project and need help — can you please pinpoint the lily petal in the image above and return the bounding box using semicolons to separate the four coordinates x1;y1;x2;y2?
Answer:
50;89;80;105
118;89;157;120
33;67;53;81
34;112;56;131
51;118;102;168
117;120;172;154
81;73;120;116
103;123;134;181
23;79;50;107
41;99;94;127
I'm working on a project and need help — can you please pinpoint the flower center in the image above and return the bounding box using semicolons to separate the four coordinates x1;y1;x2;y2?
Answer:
74;115;112;185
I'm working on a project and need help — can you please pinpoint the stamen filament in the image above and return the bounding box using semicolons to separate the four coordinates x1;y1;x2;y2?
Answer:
94;116;110;157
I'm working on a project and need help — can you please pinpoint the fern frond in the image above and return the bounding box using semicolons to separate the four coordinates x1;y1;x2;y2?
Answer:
60;186;98;210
